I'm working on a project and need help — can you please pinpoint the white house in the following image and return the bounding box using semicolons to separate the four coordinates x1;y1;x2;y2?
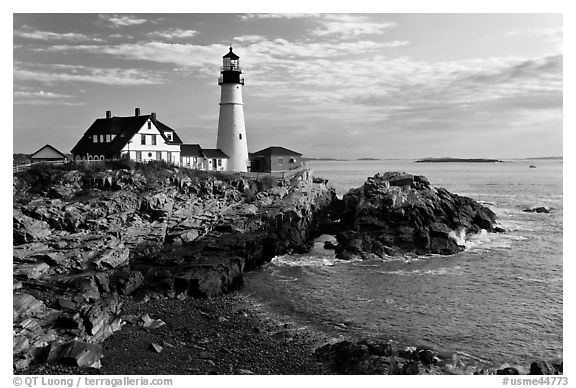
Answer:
71;108;182;163
180;144;228;171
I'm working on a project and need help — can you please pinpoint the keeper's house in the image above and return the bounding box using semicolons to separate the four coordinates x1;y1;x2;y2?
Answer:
249;146;303;173
71;108;183;163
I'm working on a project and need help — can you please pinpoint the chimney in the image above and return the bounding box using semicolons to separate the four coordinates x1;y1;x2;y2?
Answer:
151;112;156;120
106;110;111;119
135;107;140;117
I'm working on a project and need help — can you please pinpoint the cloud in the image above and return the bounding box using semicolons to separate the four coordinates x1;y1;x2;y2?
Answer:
100;14;148;28
13;89;83;105
240;14;397;39
148;29;197;40
14;64;164;86
14;28;103;42
240;13;319;21
312;14;396;38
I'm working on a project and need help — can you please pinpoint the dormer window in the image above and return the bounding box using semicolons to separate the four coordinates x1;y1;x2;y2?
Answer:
166;132;172;141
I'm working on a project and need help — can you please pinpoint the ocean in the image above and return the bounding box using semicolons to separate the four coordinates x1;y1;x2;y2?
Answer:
242;158;563;370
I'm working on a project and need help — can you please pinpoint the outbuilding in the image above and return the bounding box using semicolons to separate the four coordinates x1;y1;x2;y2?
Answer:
30;144;69;164
249;146;303;173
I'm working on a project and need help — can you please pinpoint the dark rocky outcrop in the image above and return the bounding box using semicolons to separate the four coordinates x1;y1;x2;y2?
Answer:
523;206;551;214
315;339;562;375
314;339;438;375
335;172;502;259
13;163;335;371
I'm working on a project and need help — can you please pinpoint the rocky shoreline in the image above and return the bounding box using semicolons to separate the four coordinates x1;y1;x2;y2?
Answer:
13;162;561;375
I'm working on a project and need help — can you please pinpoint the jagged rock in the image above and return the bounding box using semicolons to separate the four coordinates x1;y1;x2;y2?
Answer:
13;293;46;321
529;360;557;375
150;343;163;353
113;270;145;295
401;360;420;375
59;341;103;368
336;172;500;257
13;262;51;280
79;298;124;342
13;211;51;244
91;238;130;270
139;313;166;330
497;367;520;375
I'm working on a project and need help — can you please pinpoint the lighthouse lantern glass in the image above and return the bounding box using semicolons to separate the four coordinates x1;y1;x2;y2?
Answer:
223;57;239;71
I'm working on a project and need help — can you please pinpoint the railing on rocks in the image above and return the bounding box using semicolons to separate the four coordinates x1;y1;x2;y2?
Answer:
13;160;68;173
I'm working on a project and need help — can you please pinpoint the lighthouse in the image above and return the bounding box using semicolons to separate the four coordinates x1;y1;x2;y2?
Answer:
217;47;249;172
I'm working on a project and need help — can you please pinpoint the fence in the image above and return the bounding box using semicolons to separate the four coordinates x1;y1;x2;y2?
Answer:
13;160;68;173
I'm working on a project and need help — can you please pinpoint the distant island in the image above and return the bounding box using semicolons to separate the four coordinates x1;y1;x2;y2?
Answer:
415;158;504;163
356;158;380;161
303;157;348;161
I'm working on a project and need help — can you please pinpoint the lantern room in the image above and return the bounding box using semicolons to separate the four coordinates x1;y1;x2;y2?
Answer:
219;47;244;85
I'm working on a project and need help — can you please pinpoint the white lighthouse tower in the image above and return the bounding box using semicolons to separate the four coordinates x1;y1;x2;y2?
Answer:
217;47;249;172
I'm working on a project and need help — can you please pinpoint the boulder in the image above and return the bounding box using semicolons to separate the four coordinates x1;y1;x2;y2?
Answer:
13;293;46;321
529;360;557;375
59;341;103;368
497;367;520;375
523;206;551;214
337;172;500;257
13;211;51;245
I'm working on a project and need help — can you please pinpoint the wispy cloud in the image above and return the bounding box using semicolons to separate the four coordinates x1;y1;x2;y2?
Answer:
14;64;164;86
100;14;148;28
240;13;318;21
312;14;396;38
148;29;197;40
14;27;103;42
13;90;84;105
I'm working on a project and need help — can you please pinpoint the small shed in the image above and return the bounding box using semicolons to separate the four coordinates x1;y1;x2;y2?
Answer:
30;144;68;164
249;146;303;173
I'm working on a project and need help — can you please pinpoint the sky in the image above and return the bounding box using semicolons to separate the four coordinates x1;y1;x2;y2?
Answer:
13;13;563;159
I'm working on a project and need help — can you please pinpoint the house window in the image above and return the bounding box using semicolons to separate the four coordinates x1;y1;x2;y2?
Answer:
106;134;111;142
239;134;242;140
148;152;152;158
141;134;146;145
156;151;161;160
111;134;117;141
290;158;296;163
151;135;156;145
278;157;283;165
148;121;152;129
93;135;98;143
218;159;222;167
166;133;172;141
193;157;197;163
136;151;142;161
100;135;105;143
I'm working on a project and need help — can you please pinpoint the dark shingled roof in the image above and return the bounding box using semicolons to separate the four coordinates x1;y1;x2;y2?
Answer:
71;114;182;155
180;144;203;157
250;146;302;157
202;149;229;159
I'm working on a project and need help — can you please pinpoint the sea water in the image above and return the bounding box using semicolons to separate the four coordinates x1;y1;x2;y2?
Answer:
242;159;563;369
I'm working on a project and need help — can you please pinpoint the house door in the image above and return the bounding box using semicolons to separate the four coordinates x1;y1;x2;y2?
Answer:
212;159;217;170
167;152;172;164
